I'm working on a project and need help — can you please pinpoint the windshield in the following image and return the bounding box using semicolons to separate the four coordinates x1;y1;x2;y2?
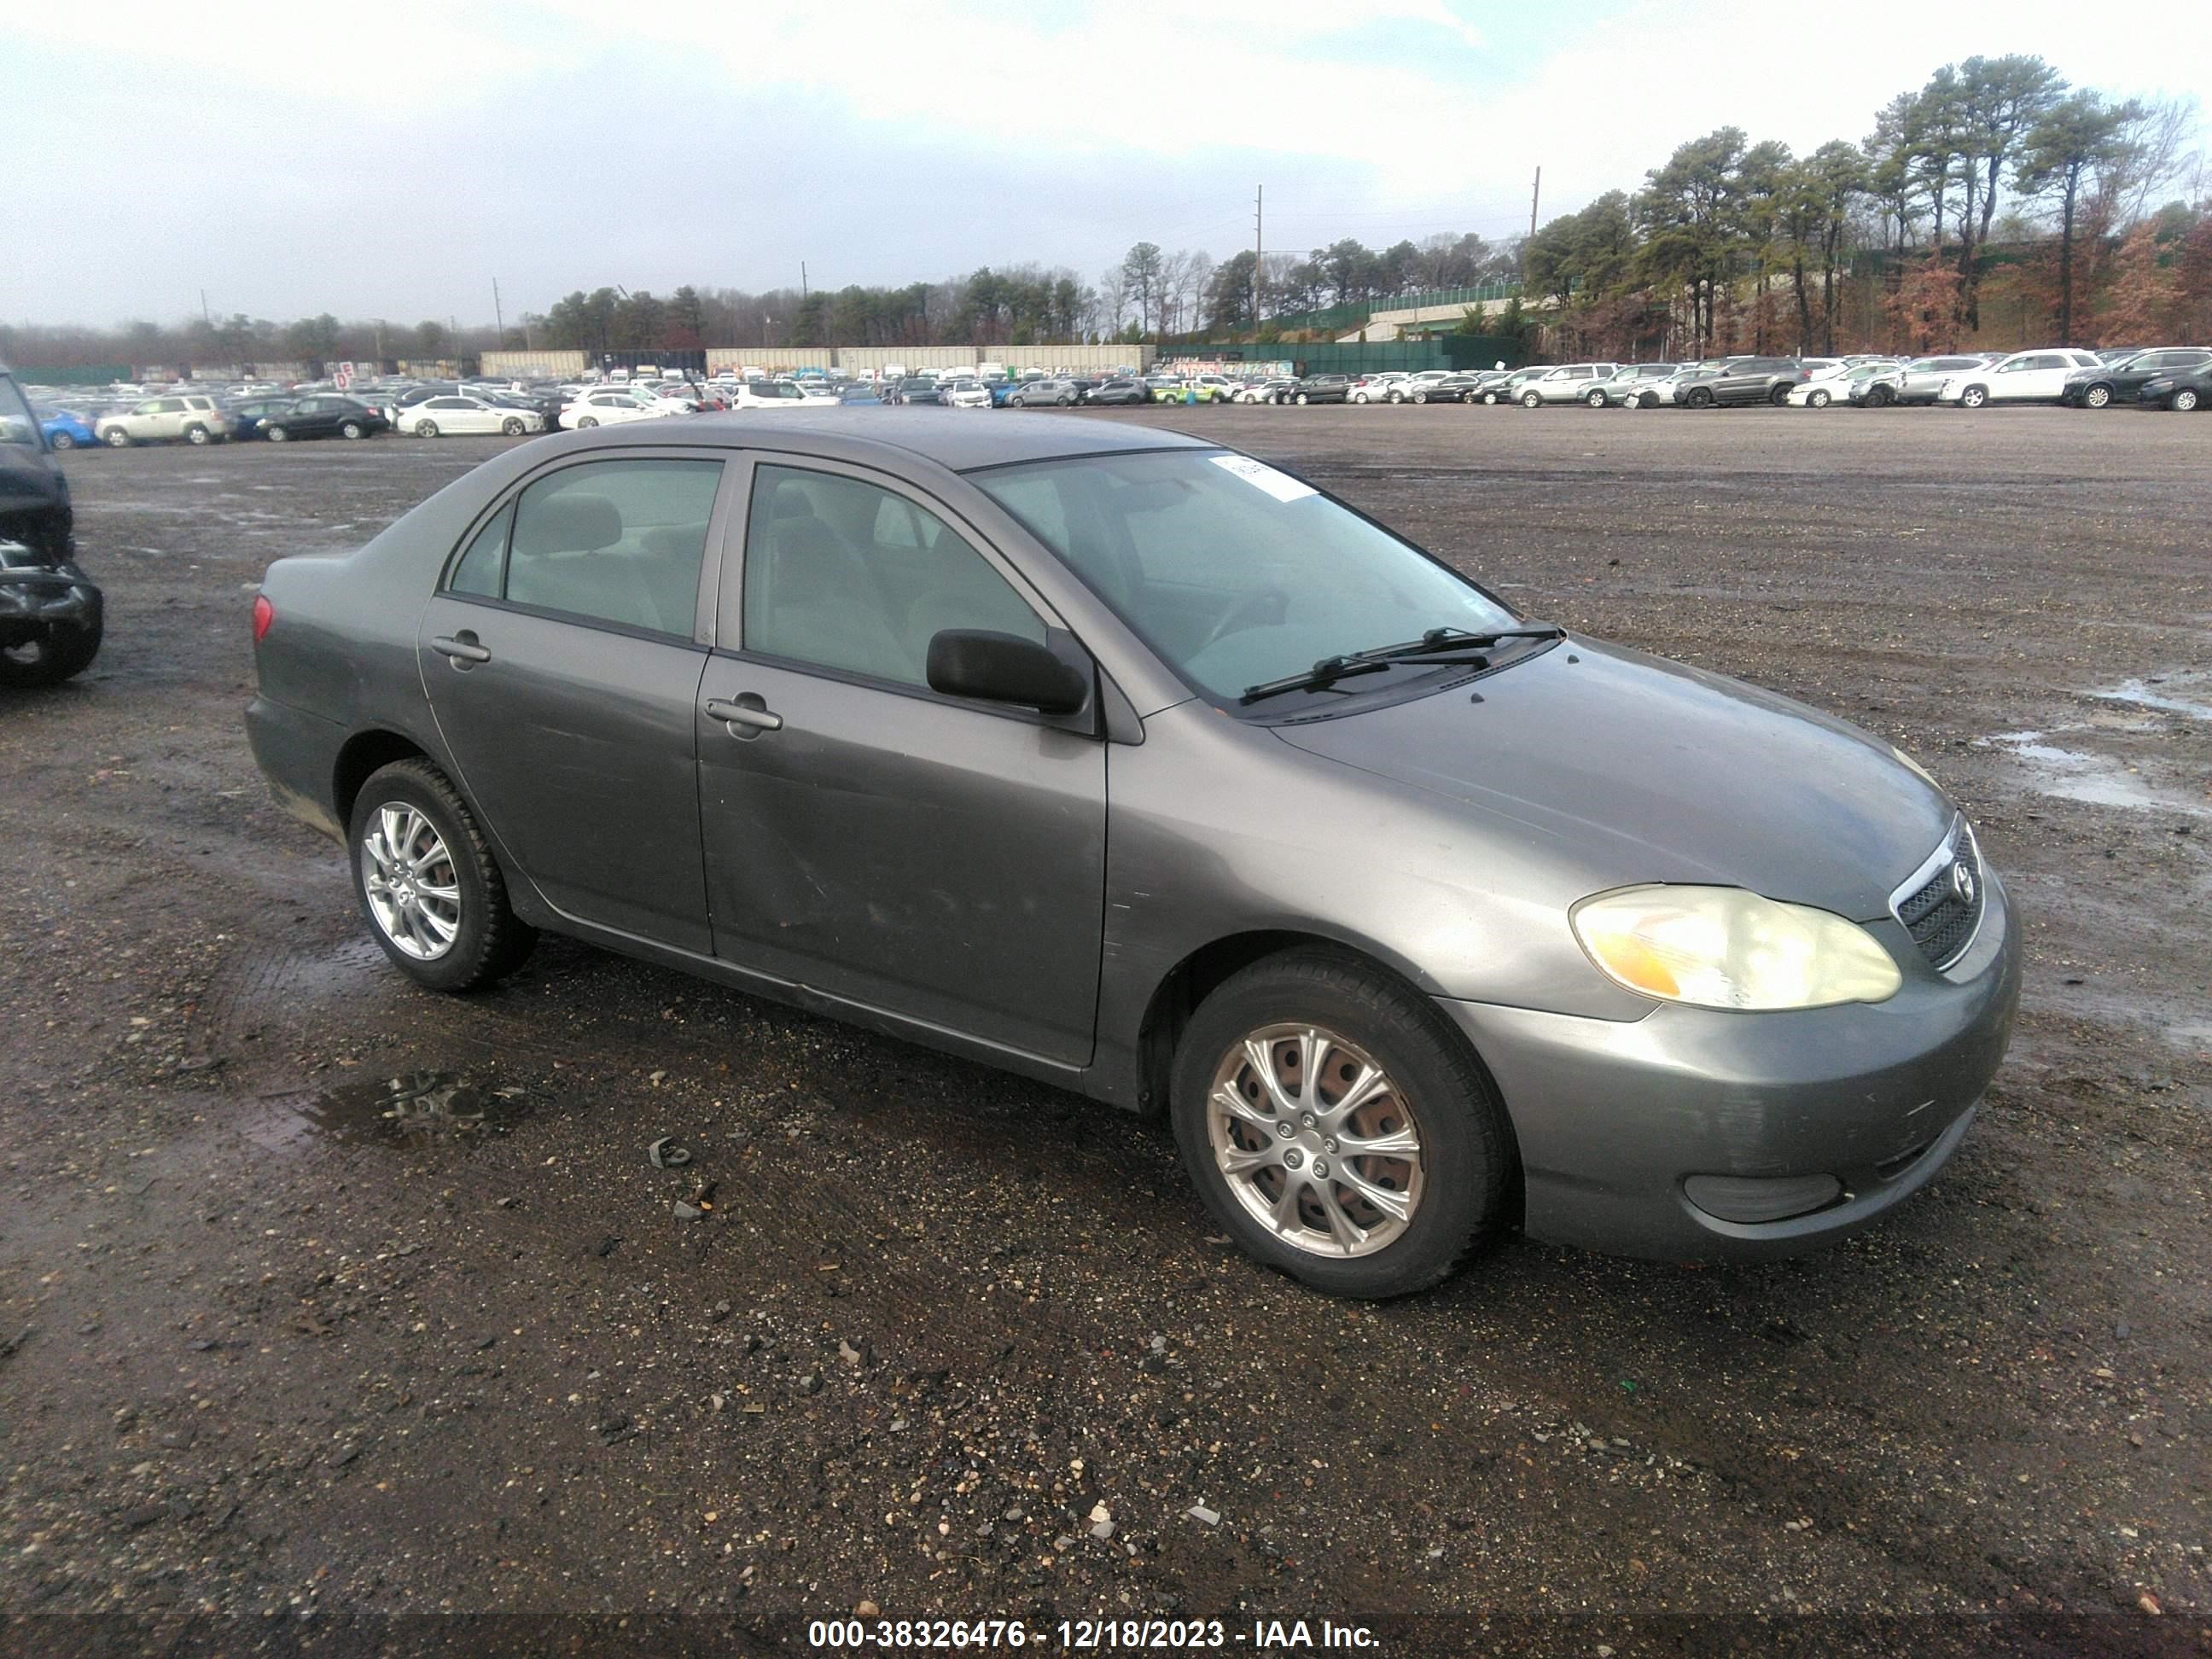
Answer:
0;377;42;448
971;450;1516;704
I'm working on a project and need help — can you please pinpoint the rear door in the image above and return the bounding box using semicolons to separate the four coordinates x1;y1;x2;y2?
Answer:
416;451;733;951
1999;353;2067;400
694;455;1107;1064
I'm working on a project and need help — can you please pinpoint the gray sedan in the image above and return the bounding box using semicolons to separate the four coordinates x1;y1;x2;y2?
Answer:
245;414;2019;1297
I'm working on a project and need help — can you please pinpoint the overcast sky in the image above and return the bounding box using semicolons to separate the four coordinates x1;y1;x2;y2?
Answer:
6;0;2207;329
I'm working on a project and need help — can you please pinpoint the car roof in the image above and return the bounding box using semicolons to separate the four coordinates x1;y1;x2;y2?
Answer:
546;409;1212;473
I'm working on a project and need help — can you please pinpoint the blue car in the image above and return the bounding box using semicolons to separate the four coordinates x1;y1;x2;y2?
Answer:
35;407;98;451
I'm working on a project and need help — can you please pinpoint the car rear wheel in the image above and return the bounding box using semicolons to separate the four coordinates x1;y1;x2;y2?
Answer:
1808;389;1831;408
1171;949;1511;1298
2174;387;2201;412
415;420;439;438
1769;384;1792;405
349;760;535;993
1481;391;1499;405
49;432;75;450
341;421;365;439
1521;391;1541;408
502;417;525;435
102;428;131;447
184;424;211;445
0;614;102;689
2084;384;2111;408
576;416;598;428
265;426;288;442
1294;393;1309;405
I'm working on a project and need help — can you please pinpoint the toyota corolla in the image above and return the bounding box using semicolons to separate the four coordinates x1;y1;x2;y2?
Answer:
245;414;2019;1297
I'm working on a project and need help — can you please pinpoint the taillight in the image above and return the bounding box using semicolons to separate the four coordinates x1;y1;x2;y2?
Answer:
252;593;274;643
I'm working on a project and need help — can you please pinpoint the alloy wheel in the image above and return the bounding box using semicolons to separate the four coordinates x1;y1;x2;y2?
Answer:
1207;1023;1425;1260
359;802;463;962
2175;388;2199;411
2085;385;2110;408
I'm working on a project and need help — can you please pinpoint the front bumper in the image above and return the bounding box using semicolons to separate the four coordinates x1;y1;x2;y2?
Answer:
0;561;102;643
1436;868;2021;1260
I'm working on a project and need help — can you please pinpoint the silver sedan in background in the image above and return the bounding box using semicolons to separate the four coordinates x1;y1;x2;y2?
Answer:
245;414;2018;1297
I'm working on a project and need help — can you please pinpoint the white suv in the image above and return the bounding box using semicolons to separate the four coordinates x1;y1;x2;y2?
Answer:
1937;349;2104;407
1519;364;1621;406
96;394;233;446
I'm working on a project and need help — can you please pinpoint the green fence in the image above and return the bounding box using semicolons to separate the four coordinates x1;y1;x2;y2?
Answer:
1179;337;1522;375
12;364;132;386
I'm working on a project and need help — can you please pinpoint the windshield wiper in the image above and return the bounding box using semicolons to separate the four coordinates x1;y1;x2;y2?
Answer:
1237;624;1564;706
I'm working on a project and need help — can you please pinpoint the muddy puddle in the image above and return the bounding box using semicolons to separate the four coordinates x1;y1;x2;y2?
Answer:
247;1070;533;1153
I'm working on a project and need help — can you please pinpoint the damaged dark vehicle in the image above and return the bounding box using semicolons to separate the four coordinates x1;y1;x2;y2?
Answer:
0;365;103;688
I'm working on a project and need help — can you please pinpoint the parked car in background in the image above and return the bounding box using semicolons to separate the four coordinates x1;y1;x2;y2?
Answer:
1518;364;1622;406
1587;364;1679;407
1237;378;1296;405
1685;358;1819;407
836;384;885;406
224;396;300;440
1854;355;1995;406
1284;374;1352;405
405;396;544;439
2059;347;2212;409
261;396;387;443
1403;374;1481;404
1786;361;1898;408
2133;359;2211;410
727;381;813;410
1938;349;2104;407
1087;378;1151;406
941;378;993;410
891;377;946;407
94;393;232;446
563;389;675;428
0;367;102;685
1348;375;1408;405
34;407;98;450
1010;379;1080;408
1465;369;1533;404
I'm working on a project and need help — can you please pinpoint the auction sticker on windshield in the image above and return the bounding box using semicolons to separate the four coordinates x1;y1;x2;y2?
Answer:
1210;454;1314;502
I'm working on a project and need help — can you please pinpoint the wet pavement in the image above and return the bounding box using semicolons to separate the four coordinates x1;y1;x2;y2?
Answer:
0;408;2205;1651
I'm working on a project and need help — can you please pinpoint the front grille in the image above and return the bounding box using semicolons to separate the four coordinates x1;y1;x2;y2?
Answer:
1893;820;1985;969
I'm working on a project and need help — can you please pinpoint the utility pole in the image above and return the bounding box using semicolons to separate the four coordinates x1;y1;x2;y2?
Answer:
1528;166;1540;247
200;289;212;327
800;262;808;302
1253;184;1264;335
492;277;504;342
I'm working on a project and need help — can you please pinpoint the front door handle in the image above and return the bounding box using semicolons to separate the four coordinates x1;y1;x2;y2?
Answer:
432;633;491;664
704;696;783;734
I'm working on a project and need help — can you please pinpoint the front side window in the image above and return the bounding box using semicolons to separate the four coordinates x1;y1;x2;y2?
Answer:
974;451;1516;704
0;379;40;447
491;458;721;635
742;464;1043;688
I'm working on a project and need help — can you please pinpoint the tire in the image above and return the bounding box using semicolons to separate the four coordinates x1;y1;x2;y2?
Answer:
576;416;598;428
0;612;102;689
1294;393;1309;405
49;432;75;450
185;424;211;445
347;759;536;993
341;421;365;439
1866;385;1893;407
415;420;439;438
502;417;525;436
1412;390;1428;405
1959;387;1988;408
1386;392;1402;404
1586;389;1607;408
1769;383;1792;405
265;425;288;442
103;428;132;448
1481;391;1499;405
2174;387;2200;412
1520;390;1541;408
2084;384;2111;409
1685;387;1713;409
1807;389;1830;408
1170;948;1512;1298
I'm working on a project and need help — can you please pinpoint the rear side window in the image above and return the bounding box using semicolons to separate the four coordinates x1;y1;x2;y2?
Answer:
461;458;722;636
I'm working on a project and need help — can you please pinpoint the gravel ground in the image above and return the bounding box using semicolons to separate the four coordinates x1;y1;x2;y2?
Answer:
1;405;2206;1655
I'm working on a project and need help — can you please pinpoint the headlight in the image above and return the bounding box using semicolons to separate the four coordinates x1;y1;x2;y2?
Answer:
1572;886;1902;1010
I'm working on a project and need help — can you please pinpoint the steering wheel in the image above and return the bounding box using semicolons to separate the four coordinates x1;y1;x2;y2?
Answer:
1198;585;1293;652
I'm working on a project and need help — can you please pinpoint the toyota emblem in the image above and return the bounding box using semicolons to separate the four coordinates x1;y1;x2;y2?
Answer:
1950;860;1977;905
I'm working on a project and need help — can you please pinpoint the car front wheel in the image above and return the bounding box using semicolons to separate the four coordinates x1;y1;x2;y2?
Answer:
2084;384;2111;408
502;417;526;435
1586;389;1607;407
49;432;76;450
349;759;535;992
1521;391;1541;408
1173;949;1511;1298
103;428;131;447
265;426;288;442
1960;387;1988;408
1808;389;1831;408
341;421;365;439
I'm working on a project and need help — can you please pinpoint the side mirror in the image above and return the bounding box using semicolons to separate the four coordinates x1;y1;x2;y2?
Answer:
927;629;1089;715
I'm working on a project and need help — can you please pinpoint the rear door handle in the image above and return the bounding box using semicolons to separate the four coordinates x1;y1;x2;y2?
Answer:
704;696;783;733
432;634;492;664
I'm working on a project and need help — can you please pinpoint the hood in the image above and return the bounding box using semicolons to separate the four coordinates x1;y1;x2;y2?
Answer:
1271;637;1953;922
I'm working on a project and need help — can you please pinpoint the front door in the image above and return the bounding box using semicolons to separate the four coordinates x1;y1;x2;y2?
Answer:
417;453;730;952
696;458;1107;1065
